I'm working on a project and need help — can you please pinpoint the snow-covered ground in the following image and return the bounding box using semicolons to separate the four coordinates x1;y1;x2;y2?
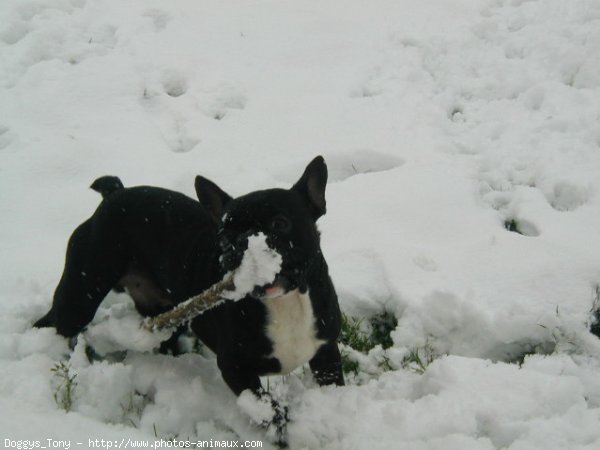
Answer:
2;0;600;448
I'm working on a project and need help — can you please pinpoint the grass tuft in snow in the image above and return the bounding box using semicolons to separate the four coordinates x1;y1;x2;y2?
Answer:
339;314;371;353
339;311;398;376
401;344;437;374
340;352;361;375
340;313;442;377
369;310;397;350
120;392;151;428
51;362;78;412
505;340;556;367
340;311;398;352
504;219;521;234
503;218;539;237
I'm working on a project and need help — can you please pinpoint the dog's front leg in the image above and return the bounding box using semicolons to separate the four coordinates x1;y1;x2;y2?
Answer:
217;358;262;396
218;359;288;447
309;341;345;387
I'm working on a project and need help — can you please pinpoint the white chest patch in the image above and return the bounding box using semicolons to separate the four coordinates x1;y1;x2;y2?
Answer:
263;289;325;375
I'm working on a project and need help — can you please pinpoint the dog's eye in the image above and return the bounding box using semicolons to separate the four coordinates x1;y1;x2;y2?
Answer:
269;215;292;234
218;235;230;250
217;229;231;250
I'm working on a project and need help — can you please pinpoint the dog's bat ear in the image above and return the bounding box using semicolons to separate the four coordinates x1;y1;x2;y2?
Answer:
292;156;328;220
195;176;233;222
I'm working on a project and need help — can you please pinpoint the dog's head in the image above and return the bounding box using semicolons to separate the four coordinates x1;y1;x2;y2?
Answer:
195;156;328;299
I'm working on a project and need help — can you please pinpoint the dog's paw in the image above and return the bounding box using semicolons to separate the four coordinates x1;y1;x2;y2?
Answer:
237;390;289;448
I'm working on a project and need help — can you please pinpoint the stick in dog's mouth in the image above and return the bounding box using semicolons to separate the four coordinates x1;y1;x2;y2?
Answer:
144;232;283;331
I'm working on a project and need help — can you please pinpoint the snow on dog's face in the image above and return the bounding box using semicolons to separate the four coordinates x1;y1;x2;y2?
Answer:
222;232;283;300
195;157;328;299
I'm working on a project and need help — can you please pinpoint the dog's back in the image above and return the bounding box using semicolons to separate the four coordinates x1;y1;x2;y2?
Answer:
34;177;222;336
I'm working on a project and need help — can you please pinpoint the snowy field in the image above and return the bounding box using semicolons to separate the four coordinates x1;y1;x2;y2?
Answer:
2;0;600;448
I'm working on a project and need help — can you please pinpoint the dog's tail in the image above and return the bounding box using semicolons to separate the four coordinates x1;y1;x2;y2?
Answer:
90;175;124;199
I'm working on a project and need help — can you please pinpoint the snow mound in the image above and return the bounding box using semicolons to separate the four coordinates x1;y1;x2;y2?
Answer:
325;150;404;182
84;300;172;355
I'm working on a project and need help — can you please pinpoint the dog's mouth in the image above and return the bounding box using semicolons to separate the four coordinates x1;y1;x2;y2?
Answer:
252;283;286;300
219;228;309;299
250;274;295;300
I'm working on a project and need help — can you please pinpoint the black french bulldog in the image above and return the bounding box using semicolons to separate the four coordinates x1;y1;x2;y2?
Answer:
34;156;344;436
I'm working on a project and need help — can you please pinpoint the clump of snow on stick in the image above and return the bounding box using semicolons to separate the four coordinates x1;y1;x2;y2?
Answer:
224;232;282;300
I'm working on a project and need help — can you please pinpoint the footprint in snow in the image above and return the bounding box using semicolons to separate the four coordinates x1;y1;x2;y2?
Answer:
208;93;247;121
349;83;382;99
142;9;170;32
413;255;438;272
161;71;188;98
546;181;590;212
141;70;202;153
141;95;200;153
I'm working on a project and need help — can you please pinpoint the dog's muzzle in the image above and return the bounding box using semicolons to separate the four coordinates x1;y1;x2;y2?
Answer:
217;228;308;298
217;227;253;273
